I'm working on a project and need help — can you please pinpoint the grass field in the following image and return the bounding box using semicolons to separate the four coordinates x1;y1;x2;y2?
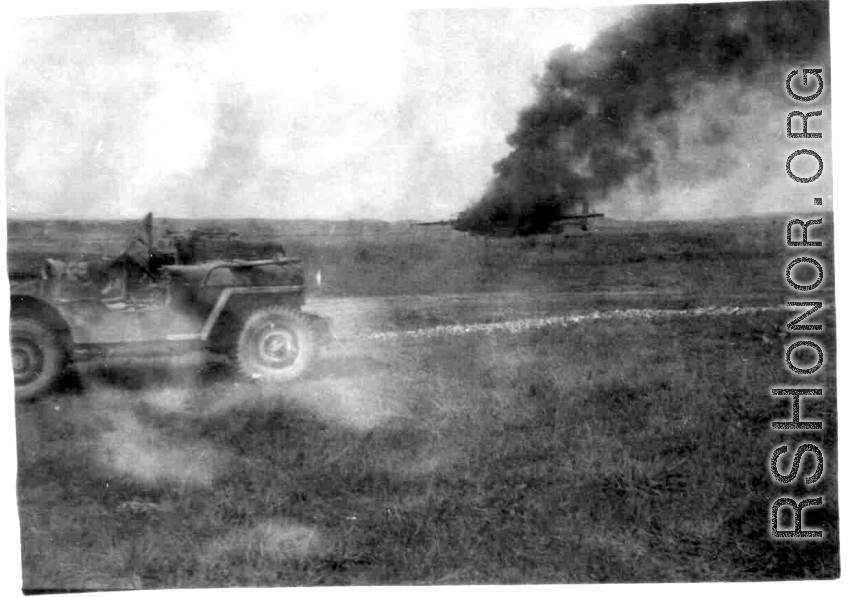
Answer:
6;214;828;301
9;216;840;589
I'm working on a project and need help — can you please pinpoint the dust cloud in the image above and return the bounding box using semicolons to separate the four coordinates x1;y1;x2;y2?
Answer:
201;518;330;563
97;405;230;487
79;358;234;488
77;341;415;489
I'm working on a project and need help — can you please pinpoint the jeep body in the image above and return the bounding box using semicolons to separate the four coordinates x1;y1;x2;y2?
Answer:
9;215;329;400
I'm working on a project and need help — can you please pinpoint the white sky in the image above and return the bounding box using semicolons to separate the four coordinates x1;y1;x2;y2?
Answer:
4;2;630;220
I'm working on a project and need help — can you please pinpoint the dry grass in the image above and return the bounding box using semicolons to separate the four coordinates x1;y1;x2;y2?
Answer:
15;309;839;589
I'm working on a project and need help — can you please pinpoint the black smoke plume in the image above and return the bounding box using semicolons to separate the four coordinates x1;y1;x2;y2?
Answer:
455;1;830;235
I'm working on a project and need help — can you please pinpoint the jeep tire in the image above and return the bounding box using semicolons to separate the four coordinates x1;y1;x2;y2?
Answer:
11;317;66;401
236;307;315;382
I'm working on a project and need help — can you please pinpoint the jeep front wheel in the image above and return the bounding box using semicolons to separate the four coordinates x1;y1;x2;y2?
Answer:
10;318;66;401
236;307;315;382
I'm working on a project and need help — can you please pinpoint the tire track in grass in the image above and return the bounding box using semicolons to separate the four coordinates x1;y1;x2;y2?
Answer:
356;306;785;341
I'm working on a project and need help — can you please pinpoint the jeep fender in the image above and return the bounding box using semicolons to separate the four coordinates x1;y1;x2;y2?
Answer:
10;294;75;348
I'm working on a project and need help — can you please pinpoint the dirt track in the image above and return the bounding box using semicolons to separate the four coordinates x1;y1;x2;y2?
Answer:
306;288;776;339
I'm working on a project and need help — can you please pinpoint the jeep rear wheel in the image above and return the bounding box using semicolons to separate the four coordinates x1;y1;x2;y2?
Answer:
11;318;66;401
236;307;315;382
